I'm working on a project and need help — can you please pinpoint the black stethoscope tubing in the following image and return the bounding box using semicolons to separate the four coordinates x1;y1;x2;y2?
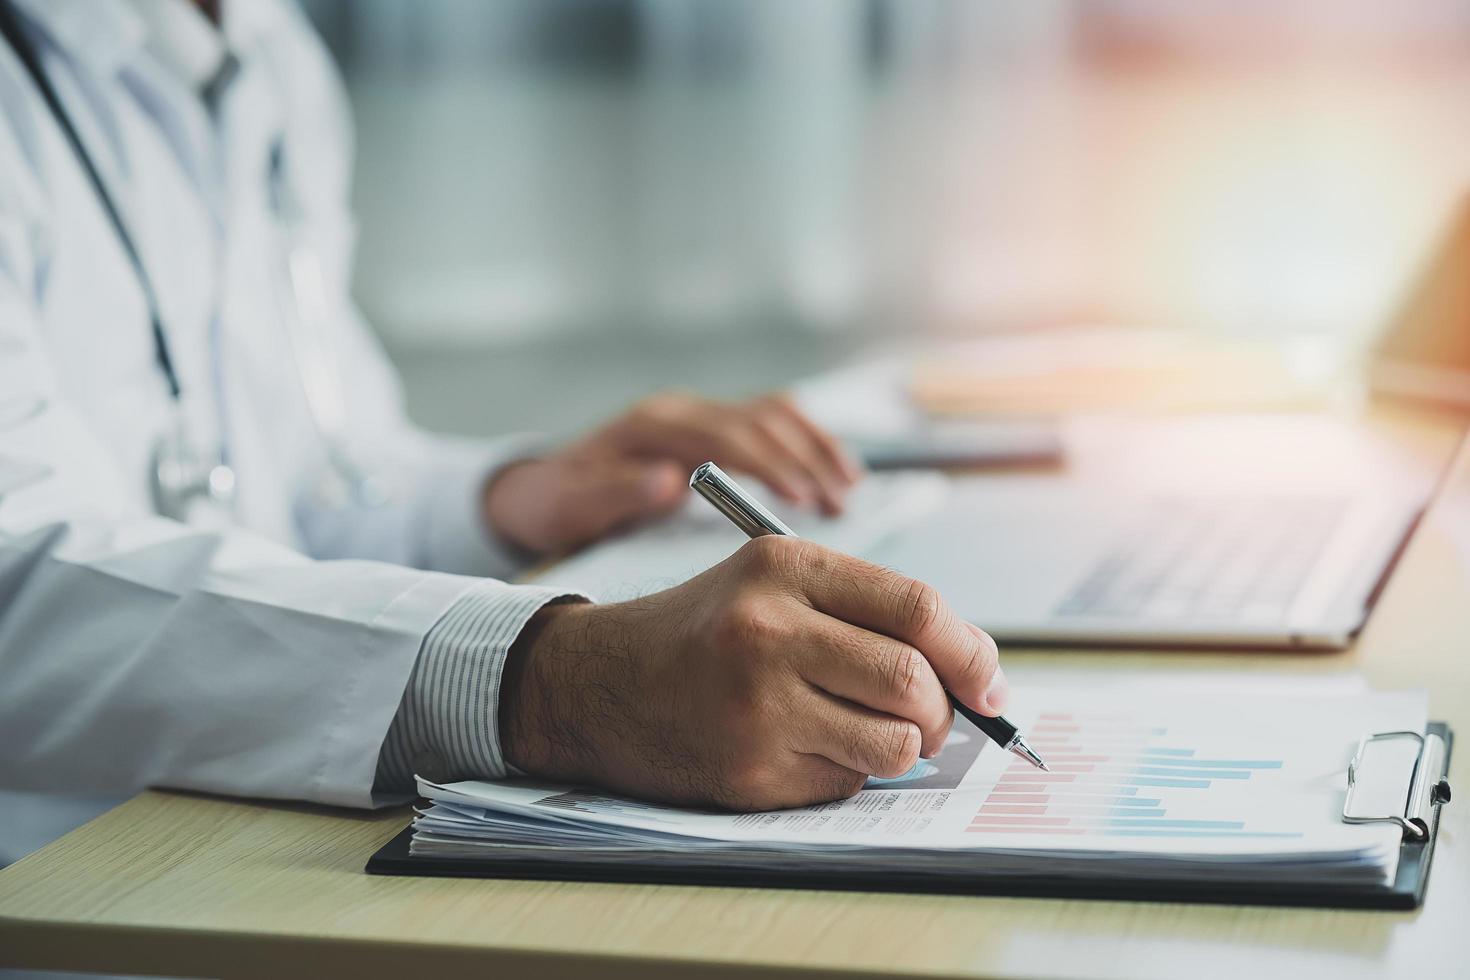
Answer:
0;0;184;401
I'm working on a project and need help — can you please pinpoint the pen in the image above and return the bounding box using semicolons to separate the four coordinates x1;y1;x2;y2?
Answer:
690;461;1049;773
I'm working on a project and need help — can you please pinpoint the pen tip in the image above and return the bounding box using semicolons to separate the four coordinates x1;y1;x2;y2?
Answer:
1013;739;1049;772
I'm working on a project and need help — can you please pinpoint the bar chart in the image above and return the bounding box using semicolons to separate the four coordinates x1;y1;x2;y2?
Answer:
965;711;1299;838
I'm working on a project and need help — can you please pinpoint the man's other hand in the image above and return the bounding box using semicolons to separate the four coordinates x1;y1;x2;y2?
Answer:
484;390;862;555
500;537;1007;811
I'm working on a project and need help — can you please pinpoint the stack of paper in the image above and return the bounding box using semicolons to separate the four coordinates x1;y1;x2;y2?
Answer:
410;684;1422;889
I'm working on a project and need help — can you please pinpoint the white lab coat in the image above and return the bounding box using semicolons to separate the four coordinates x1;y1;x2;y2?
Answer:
0;0;535;863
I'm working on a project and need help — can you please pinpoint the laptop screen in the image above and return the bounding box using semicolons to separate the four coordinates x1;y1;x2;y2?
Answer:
1373;197;1470;406
1431;427;1470;576
1440;428;1470;511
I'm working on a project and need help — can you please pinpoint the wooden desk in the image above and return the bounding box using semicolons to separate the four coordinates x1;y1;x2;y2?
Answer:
3;410;1467;979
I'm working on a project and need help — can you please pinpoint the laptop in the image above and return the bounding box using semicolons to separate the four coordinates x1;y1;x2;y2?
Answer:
865;424;1449;649
864;198;1470;648
872;209;1470;648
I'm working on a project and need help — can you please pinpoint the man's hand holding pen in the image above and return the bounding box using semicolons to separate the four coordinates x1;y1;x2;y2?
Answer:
501;536;1008;811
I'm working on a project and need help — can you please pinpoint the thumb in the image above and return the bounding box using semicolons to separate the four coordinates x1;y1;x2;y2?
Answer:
563;459;685;543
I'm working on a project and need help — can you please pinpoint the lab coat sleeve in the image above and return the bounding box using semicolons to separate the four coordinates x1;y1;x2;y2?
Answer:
0;408;582;806
0;255;569;810
289;419;547;580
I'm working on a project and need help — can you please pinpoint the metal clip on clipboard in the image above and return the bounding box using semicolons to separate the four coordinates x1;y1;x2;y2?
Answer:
1344;730;1453;841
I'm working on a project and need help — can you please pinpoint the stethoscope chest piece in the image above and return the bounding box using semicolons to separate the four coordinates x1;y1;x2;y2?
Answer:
151;413;237;523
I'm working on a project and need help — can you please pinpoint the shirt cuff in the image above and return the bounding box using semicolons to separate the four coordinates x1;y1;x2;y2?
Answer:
375;581;589;793
417;433;547;579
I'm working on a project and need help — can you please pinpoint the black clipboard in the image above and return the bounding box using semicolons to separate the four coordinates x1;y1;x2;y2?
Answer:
366;722;1452;910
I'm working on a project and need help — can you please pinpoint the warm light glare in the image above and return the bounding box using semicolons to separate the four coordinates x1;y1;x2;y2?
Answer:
1086;71;1468;342
330;1;1470;344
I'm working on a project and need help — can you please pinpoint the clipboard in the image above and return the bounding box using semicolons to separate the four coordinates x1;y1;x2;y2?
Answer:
366;722;1452;910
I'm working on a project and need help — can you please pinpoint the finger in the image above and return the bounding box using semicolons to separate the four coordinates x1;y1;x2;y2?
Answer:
789;609;952;758
743;413;831;510
789;686;924;779
763;392;864;484
769;540;1005;714
558;459;685;544
608;403;817;506
598;392;839;509
708;425;819;507
725;754;868;811
594;395;734;469
781;755;871;807
598;413;708;466
963;621;1008;713
749;406;850;516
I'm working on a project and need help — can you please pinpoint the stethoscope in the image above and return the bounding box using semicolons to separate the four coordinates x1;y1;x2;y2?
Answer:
0;3;382;521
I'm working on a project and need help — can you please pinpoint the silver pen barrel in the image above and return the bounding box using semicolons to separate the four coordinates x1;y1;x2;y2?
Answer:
690;461;795;538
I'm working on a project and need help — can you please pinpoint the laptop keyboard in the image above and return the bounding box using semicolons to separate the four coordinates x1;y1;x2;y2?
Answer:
1054;497;1348;623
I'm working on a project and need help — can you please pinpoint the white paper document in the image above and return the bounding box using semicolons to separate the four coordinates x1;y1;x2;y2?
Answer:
531;470;949;600
412;683;1425;888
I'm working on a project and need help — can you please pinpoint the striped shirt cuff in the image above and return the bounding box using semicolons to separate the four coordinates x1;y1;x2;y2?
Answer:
375;582;588;793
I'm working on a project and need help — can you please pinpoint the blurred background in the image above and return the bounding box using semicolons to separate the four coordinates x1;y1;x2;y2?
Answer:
297;0;1470;436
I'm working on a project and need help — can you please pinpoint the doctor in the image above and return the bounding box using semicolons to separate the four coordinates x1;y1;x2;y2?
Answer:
0;0;1009;864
